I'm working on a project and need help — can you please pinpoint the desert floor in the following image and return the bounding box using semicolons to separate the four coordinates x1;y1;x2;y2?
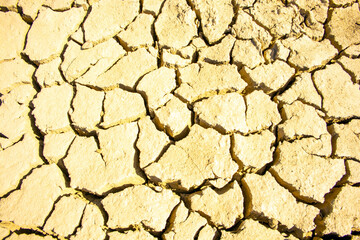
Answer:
0;0;360;239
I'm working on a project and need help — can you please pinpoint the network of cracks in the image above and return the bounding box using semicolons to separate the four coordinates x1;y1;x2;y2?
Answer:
0;0;360;239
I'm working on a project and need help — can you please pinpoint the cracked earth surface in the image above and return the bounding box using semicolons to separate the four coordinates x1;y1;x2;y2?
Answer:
0;0;360;239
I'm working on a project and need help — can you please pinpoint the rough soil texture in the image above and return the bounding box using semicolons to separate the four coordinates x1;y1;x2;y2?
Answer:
0;0;359;239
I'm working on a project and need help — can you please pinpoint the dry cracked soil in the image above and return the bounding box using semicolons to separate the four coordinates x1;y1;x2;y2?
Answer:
0;0;360;239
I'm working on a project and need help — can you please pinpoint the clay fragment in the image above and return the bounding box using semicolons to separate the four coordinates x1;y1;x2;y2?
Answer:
69;84;104;133
338;55;360;83
0;91;32;149
17;0;44;21
282;35;338;70
272;139;345;203
144;124;238;190
186;181;244;229
199;35;236;64
101;88;146;129
245;90;281;132
343;44;360;57
278;101;328;140
197;224;217;240
117;13;154;50
61;39;126;82
313;63;360;120
0;12;29;61
142;0;164;15
175;63;247;103
161;49;192;68
242;172;319;239
70;204;106;240
2;84;36;106
347;160;360;184
221;219;289;240
232;39;265;69
0;58;35;94
32;84;73;134
154;96;192;139
289;0;328;40
136;67;176;112
190;0;233;44
329;119;360;160
35;58;65;88
108;228;156;240
232;130;276;172
0;133;43;197
137;116;170;169
92;48;157;90
241;60;295;94
276;72;322;108
155;0;197;49
83;0;139;44
43;195;86;237
232;9;272;50
193;92;248;134
327;3;360;49
43;131;76;164
44;0;74;10
64;124;145;195
102;185;180;232
251;0;302;38
323;185;360;236
163;202;207;240
0;164;65;228
263;41;290;63
24;7;85;64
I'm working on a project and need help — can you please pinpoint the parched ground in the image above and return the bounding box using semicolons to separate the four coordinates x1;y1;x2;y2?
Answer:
0;0;360;239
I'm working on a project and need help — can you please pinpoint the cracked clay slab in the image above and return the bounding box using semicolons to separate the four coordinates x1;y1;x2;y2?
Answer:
69;84;104;133
32;84;73;134
313;63;360;120
82;0;139;45
43;195;86;237
0;164;65;228
241;60;295;94
0;133;42;198
24;7;85;64
0;58;35;95
232;130;276;172
162;202;207;240
190;0;233;44
186;181;244;229
61;38;126;82
0;12;29;61
155;0;197;49
329;119;360;160
144;124;238;191
108;228;157;240
63;123;145;195
101;88;146;129
92;48;157;90
322;185;360;237
220;219;291;240
175;63;247;103
242;172;319;239
102;185;180;232
272;138;345;203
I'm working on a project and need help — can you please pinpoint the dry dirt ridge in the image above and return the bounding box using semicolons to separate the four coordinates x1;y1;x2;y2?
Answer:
0;0;360;239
